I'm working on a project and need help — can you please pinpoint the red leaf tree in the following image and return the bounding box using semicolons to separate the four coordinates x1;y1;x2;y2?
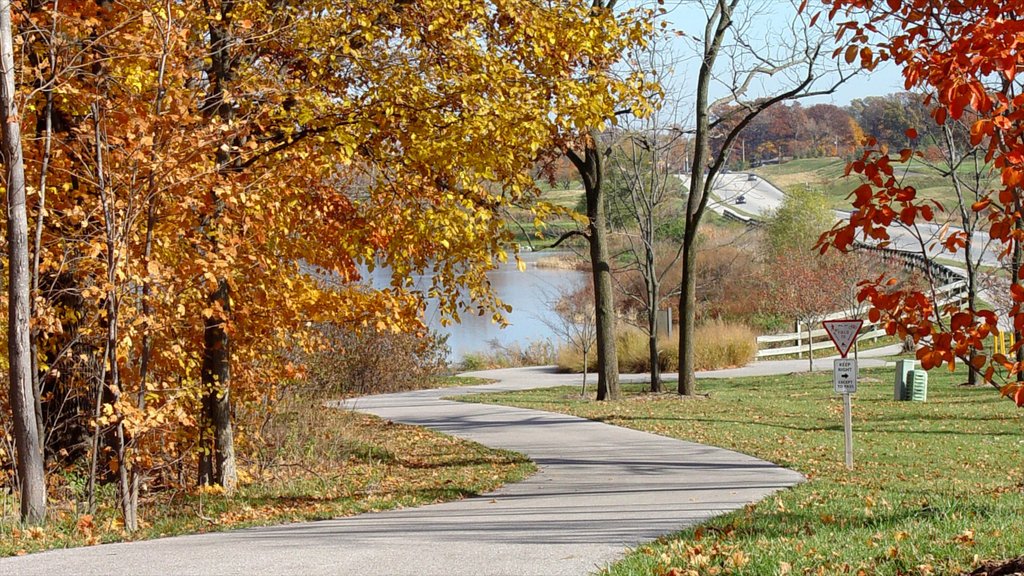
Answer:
818;0;1024;405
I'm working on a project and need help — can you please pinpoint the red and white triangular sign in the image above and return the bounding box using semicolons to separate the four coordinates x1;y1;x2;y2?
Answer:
823;319;863;358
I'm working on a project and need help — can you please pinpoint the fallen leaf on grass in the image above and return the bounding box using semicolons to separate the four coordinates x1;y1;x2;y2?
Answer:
953;528;976;546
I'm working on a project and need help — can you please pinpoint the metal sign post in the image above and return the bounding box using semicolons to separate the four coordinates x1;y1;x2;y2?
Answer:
833;358;857;469
824;320;862;470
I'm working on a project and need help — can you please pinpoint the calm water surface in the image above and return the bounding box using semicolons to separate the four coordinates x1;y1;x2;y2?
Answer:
364;251;588;360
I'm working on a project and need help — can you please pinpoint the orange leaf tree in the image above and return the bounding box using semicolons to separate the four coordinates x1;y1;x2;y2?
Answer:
5;0;652;527
819;0;1024;405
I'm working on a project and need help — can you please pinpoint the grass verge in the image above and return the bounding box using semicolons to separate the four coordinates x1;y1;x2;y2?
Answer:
1;389;533;557
463;365;1024;575
752;157;982;215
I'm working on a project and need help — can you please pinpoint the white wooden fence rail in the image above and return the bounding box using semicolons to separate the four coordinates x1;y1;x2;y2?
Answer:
755;279;969;359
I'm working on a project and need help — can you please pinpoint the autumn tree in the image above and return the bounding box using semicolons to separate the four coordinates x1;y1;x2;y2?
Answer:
806;103;861;157
676;0;851;396
820;0;1024;404
848;93;940;148
549;0;655;401
1;0;654;527
766;253;846;369
2;0;45;524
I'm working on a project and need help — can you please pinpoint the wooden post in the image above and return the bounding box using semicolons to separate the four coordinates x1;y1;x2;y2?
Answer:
795;321;802;358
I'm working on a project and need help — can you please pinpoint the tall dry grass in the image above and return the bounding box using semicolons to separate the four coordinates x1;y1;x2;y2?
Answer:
460;339;557;371
556;320;755;373
693;319;757;371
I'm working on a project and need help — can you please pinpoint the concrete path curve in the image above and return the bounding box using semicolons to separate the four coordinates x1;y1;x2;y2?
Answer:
0;366;807;576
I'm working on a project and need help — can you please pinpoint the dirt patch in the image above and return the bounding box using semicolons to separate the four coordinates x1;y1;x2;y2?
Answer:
963;556;1024;576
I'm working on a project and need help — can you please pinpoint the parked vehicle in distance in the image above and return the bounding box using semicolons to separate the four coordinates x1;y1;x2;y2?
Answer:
735;195;746;204
747;173;757;181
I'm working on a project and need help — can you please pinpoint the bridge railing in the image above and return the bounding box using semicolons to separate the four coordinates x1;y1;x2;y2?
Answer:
755;247;969;359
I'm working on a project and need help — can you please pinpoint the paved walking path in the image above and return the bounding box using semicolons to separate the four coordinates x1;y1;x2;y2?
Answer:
0;351;895;576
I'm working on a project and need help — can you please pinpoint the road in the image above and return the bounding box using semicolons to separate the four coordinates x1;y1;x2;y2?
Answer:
701;172;785;221
0;367;804;576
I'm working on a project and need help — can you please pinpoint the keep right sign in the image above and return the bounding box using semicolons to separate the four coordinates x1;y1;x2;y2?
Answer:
833;358;857;394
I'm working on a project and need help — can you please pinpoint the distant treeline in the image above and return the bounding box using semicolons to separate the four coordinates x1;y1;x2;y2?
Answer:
541;91;959;187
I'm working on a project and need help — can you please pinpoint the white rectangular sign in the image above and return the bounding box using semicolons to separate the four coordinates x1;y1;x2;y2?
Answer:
833;358;858;394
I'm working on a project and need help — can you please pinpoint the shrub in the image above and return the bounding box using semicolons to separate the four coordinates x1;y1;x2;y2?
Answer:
556;325;679;373
750;311;789;334
693;228;765;323
303;324;449;398
460;353;486;372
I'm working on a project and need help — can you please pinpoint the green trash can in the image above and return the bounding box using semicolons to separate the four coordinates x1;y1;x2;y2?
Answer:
906;369;928;402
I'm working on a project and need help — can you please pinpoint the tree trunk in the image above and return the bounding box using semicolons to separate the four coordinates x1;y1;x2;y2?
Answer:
678;2;727;396
965;250;978;385
646;247;661;393
29;81;53;457
202;280;236;492
1014;197;1023;381
588;220;619;401
581;350;588;397
648;311;662;393
678;241;698;395
585;143;620;401
568;134;619;401
1;2;46;524
198;0;238;492
131;192;156;523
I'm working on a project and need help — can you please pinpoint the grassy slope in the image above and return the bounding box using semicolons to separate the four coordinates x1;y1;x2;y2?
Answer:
465;365;1024;575
754;157;993;220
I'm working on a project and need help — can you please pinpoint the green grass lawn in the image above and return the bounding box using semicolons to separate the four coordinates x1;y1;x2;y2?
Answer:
464;366;1024;575
754;157;997;219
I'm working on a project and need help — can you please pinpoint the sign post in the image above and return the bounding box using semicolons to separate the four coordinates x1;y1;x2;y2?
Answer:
823;319;862;469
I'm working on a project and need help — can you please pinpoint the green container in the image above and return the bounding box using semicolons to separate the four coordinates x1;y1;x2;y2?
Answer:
894;359;916;400
906;369;928;402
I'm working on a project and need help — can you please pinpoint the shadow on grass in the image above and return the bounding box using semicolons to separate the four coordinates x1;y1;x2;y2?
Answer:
673;495;1008;544
396;456;530;470
590;414;844;434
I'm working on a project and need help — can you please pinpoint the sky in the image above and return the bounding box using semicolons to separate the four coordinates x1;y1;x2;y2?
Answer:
654;0;909;109
824;61;907;106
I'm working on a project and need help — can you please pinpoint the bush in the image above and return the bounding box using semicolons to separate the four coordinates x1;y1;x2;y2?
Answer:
616;325;680;373
750;311;789;334
556;320;755;373
303;324;449;398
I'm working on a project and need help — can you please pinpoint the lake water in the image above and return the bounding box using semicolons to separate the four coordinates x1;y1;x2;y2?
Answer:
363;251;589;360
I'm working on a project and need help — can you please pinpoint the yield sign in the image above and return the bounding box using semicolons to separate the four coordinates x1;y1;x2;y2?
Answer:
823;319;863;358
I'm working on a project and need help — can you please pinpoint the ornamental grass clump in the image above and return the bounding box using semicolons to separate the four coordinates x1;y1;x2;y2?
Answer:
556;321;754;373
693;319;756;371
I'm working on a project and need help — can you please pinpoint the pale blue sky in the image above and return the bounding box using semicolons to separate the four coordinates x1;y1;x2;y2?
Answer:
825;61;908;106
655;0;909;108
